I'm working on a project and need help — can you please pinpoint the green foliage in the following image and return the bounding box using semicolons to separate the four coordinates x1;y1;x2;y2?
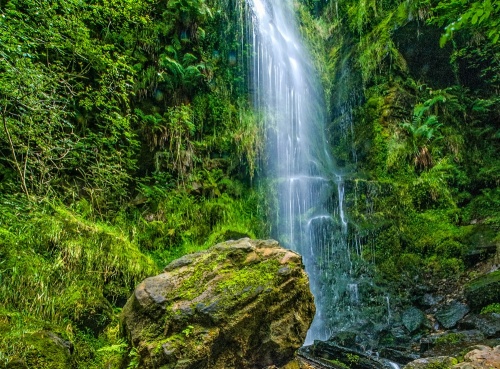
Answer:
436;0;500;46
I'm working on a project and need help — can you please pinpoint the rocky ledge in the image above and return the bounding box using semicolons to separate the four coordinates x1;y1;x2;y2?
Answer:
121;238;315;369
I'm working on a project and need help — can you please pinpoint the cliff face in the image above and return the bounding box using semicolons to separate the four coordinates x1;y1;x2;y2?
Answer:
296;0;500;332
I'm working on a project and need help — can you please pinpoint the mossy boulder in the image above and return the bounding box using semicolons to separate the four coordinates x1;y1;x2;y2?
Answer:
465;271;500;311
120;238;315;369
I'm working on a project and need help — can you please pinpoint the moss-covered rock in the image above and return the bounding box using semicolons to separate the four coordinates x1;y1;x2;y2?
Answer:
121;238;315;369
465;271;500;311
5;331;72;369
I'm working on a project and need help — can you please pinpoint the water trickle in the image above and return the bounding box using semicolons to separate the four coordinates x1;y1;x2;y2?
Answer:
386;295;392;324
245;0;349;343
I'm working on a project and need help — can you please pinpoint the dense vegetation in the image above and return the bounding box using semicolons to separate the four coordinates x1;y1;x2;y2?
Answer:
0;0;266;367
0;0;499;367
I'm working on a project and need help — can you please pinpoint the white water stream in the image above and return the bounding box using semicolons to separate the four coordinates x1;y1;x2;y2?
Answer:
245;0;350;344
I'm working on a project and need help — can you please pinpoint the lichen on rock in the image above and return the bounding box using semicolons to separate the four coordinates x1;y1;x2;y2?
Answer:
121;238;315;368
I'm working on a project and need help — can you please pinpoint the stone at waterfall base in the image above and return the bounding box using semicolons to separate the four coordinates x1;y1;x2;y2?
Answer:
121;238;315;369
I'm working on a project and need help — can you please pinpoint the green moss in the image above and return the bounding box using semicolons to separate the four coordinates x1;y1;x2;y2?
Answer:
177;254;220;299
216;259;280;295
434;332;466;345
326;358;350;369
480;303;500;314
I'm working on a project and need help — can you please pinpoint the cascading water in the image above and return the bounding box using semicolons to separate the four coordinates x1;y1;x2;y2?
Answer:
244;0;352;344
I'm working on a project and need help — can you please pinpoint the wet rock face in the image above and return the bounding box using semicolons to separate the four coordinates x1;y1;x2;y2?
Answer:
121;238;315;369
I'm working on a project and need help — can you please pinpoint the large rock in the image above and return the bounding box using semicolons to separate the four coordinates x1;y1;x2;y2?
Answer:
121;238;315;369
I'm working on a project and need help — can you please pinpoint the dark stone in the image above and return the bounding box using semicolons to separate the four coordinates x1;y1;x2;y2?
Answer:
392;23;455;89
402;307;427;333
390;326;412;345
420;330;486;356
330;331;358;348
435;301;470;329
459;313;500;338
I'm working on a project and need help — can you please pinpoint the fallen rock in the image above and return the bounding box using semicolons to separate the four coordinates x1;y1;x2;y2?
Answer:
465;271;500;311
379;347;420;365
121;238;315;369
419;294;444;308
435;302;470;329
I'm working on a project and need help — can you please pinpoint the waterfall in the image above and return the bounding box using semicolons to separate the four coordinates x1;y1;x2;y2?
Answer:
245;0;350;344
